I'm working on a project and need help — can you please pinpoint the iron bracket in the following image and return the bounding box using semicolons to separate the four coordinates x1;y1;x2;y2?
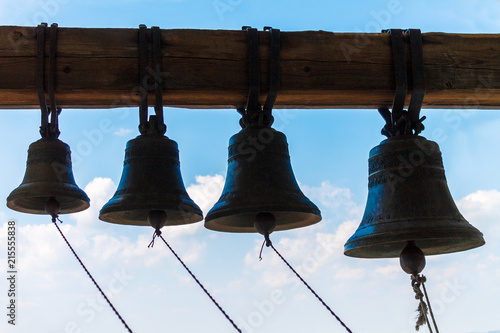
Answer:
137;25;167;135
138;24;149;134
36;23;48;137
262;26;280;127
238;26;261;127
152;26;167;135
238;26;280;128
37;23;61;139
379;28;426;138
407;29;426;135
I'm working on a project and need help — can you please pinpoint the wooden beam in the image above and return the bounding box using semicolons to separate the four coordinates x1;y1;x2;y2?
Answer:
1;26;500;109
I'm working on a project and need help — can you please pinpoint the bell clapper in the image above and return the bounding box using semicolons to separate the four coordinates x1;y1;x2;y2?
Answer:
147;210;168;248
400;241;426;275
45;196;61;222
400;241;439;332
254;212;276;260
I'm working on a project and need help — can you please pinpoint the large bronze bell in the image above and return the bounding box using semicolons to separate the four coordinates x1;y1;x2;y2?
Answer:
344;135;485;258
99;123;203;227
7;137;90;215
205;125;321;233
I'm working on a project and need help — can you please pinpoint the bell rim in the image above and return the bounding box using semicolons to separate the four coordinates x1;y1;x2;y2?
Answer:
204;210;321;233
6;192;90;215
99;196;203;226
344;224;486;258
99;209;203;226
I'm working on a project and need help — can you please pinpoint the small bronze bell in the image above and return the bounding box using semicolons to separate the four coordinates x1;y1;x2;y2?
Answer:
7;137;90;215
344;135;485;258
99;117;202;226
205;125;321;233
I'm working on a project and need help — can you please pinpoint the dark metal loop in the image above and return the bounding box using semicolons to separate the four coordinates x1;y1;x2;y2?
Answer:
238;27;261;128
152;26;167;135
388;29;407;117
379;29;427;138
138;25;167;135
37;23;48;137
407;29;426;135
246;27;261;121
138;24;149;135
37;23;60;139
239;27;280;129
48;23;60;138
262;28;280;126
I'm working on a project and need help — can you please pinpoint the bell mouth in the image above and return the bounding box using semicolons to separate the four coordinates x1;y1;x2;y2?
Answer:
7;183;90;215
205;210;321;233
344;233;485;259
99;206;202;226
7;191;90;215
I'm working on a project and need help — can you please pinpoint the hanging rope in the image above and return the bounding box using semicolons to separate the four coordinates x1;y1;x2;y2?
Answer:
148;230;160;248
412;275;439;332
155;232;242;333
50;217;134;333
262;240;353;333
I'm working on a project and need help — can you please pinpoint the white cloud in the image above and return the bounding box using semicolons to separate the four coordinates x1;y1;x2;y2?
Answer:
179;241;207;264
70;177;116;230
186;174;225;215
316;220;358;258
301;181;363;221
457;189;500;243
334;267;365;280
374;264;401;278
487;254;500;262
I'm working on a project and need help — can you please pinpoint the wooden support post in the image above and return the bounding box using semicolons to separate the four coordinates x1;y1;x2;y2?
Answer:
0;26;500;109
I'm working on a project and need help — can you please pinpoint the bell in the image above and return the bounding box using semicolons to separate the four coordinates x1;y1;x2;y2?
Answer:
344;135;485;258
99;128;203;227
7;137;90;215
205;126;321;233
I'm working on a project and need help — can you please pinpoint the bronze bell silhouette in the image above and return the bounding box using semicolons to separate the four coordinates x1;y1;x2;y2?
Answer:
205;125;321;233
7;137;90;215
99;116;202;227
344;135;485;258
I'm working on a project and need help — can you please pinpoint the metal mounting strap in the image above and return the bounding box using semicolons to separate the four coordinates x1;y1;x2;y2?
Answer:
37;23;61;139
36;23;48;137
386;29;408;117
152;26;167;134
379;29;409;138
242;26;261;124
48;23;60;138
407;29;426;135
262;27;280;126
138;24;149;134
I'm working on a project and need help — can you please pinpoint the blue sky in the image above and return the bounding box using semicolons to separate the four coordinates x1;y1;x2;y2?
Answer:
1;1;500;333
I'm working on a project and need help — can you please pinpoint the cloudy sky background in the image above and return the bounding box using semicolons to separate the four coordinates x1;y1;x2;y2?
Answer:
1;1;500;332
